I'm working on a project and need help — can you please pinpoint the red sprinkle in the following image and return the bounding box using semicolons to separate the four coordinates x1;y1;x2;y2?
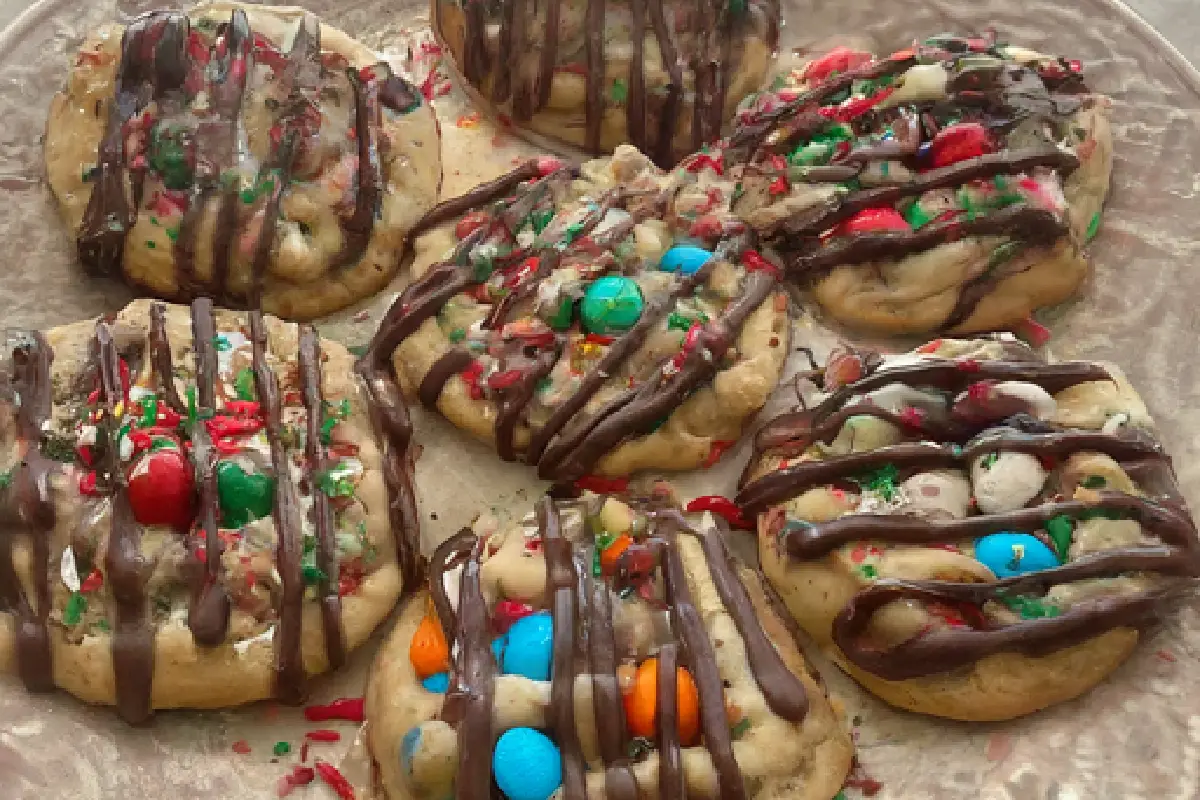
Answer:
802;46;874;83
1157;649;1177;663
314;759;356;800
767;176;789;196
702;440;736;468
897;406;925;428
277;765;316;797
956;358;981;372
80;569;104;593
225;400;261;417
845;776;884;796
459;361;486;401
741;249;781;279
300;741;310;763
128;430;152;453
685;496;753;530
915;339;943;354
574;475;629;494
1015;315;1051;347
304;697;365;723
305;729;342;743
684;152;724;176
231;740;252;754
535;155;566;176
584;333;615;345
79;471;100;496
493;600;536;634
487;369;525;391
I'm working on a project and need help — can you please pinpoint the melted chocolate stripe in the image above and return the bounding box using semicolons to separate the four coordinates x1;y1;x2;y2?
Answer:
539;497;587;799
492;0;516;104
451;536;496;800
419;348;475;410
833;579;1171;681
789;204;1066;275
148;302;185;412
661;537;746;799
647;0;685;167
535;0;563;112
428;530;476;655
782;494;1196;560
249;310;306;703
696;519;808;721
298;326;347;669
186;299;231;647
585;578;638;799
583;0;607;154
627;0;648;152
776;146;1079;238
656;642;686;800
98;323;156;724
0;331;57;692
340;68;383;268
496;346;561;462
708;9;736;145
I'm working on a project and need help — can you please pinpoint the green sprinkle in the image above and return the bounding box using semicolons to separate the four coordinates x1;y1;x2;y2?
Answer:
146;240;157;249
95;618;110;632
546;297;575;330
999;594;1060;619
448;328;467;343
81;165;99;182
731;718;752;739
610;78;628;104
592;547;602;577
64;592;87;626
667;312;696;331
860;564;878;579
536;377;553;394
1046;514;1074;559
348;345;368;357
140;395;159;428
531;207;555;235
596;532;615;552
186;385;198;427
839;178;862;193
981;452;999;469
318;468;356;498
993;175;1009;190
150;437;177;452
857;463;900;501
0;468;12;490
234;368;256;402
1085;211;1101;242
150;216;160;227
166;227;179;242
905;201;933;229
148;122;194;190
1081;475;1107;489
273;741;291;757
302;564;327;585
213;335;231;352
834;793;848;800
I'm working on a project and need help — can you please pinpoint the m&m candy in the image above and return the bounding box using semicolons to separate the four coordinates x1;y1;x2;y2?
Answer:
581;276;644;334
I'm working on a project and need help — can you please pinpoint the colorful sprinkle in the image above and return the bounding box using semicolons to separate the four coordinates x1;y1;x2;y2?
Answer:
303;697;365;723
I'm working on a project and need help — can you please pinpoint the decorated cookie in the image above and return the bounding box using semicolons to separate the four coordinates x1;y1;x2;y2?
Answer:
0;299;421;723
365;490;853;799
736;336;1199;721
431;0;780;165
361;144;790;480
702;33;1113;334
44;3;441;320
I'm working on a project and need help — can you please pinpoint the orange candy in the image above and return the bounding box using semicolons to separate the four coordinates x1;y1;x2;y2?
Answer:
600;533;632;574
623;658;700;745
409;615;450;679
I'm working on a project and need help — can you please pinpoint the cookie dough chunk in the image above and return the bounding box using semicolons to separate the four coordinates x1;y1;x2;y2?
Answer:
0;299;421;723
363;145;789;480
432;0;779;165
708;33;1113;334
736;336;1199;721
45;3;441;320
365;491;852;800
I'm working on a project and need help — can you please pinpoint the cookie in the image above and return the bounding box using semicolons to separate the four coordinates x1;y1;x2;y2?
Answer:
706;33;1113;334
365;490;853;800
736;336;1199;721
0;299;421;723
363;144;789;481
431;0;779;165
45;3;442;320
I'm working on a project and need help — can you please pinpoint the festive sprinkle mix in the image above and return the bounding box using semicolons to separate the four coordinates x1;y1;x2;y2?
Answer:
304;697;365;722
273;741;291;757
857;463;899;501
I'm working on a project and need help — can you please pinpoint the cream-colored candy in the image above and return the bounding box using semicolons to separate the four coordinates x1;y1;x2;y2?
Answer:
971;451;1048;513
827;414;903;454
879;64;949;108
901;469;972;519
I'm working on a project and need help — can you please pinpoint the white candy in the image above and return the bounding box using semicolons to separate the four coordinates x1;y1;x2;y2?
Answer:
879;64;949;108
971;451;1048;514
862;383;947;414
60;546;80;592
992;381;1058;419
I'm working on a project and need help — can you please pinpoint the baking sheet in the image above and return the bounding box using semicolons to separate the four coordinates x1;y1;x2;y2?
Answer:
2;0;1200;797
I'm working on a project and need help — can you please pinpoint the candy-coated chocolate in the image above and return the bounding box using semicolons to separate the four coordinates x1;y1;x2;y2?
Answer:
838;208;910;236
623;657;700;744
421;672;450;693
127;446;195;529
215;460;275;528
500;612;553;681
493;727;562;800
928;122;994;169
409;615;451;679
973;532;1061;578
581;276;644;334
658;244;713;276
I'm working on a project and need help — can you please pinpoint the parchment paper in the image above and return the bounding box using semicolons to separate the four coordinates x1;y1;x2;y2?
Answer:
2;0;1199;797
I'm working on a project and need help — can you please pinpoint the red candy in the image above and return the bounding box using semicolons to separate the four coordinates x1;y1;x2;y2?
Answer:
928;122;994;169
803;46;874;83
837;208;910;236
535;155;565;176
127;446;195;530
493;600;536;634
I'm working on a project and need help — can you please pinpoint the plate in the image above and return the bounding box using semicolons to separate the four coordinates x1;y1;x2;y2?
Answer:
1;0;1199;798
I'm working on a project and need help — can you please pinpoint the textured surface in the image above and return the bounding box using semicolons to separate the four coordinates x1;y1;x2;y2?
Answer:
2;0;1200;798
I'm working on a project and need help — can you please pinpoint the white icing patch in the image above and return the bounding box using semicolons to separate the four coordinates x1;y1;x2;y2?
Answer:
216;331;250;376
516;229;536;248
875;353;938;372
1102;412;1130;435
60;546;80;592
234;626;275;655
77;425;98;448
128;385;155;404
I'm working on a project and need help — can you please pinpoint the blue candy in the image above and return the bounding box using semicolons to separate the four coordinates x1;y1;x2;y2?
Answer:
492;636;506;663
501;612;553;681
581;276;644;334
658;244;714;276
493;727;562;800
400;726;422;775
974;532;1061;578
421;672;450;693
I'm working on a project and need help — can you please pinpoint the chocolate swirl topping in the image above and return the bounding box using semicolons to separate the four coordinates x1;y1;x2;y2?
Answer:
437;0;779;165
74;9;424;309
424;494;810;797
362;161;780;482
740;347;1200;682
0;300;421;722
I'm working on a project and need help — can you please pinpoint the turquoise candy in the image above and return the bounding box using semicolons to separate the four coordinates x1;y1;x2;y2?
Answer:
421;672;450;693
493;728;562;800
500;612;553;681
400;726;422;775
658;244;713;276
974;532;1061;578
491;636;506;663
581;276;644;334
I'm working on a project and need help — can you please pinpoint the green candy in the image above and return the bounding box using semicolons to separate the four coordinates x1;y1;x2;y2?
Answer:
544;296;575;330
581;276;644;334
148;122;194;191
216;461;276;528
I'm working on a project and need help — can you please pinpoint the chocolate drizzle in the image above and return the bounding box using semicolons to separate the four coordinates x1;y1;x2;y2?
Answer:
75;9;423;310
426;494;813;796
365;163;780;482
447;0;776;165
742;348;1200;681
